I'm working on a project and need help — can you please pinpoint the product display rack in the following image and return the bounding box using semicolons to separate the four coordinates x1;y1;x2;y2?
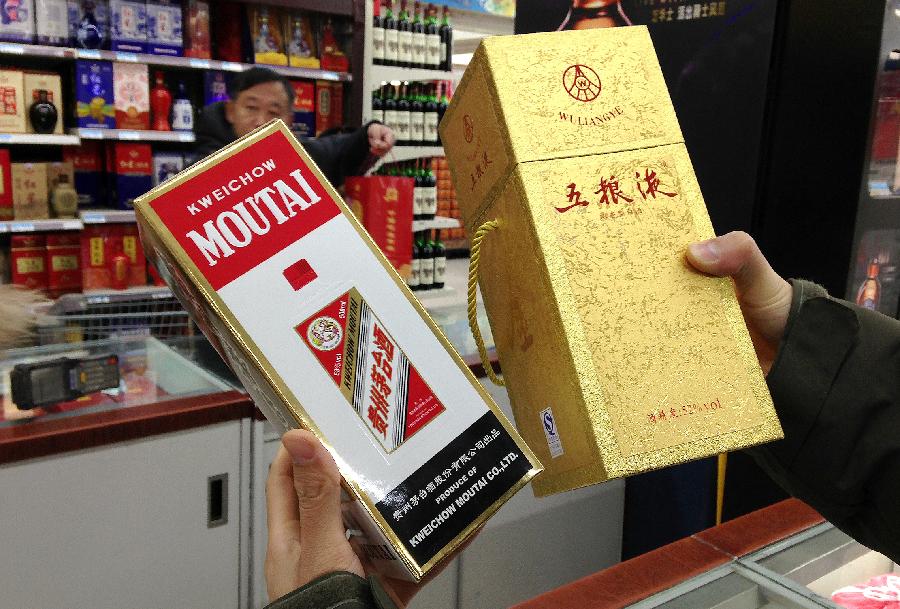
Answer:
0;41;352;82
413;215;459;231
375;145;443;164
79;210;137;224
0;134;80;145
0;219;82;233
70;128;196;143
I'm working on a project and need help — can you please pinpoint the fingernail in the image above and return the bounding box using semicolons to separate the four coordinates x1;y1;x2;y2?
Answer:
289;436;317;465
689;240;720;264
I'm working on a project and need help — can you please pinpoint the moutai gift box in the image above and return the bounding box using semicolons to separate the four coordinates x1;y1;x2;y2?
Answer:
133;120;541;582
439;26;782;497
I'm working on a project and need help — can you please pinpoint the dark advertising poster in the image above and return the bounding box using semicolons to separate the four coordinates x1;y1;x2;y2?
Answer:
850;230;900;318
515;1;778;236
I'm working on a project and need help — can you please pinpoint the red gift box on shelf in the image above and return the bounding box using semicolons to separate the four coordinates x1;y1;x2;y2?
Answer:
46;232;82;297
11;234;48;290
345;175;413;274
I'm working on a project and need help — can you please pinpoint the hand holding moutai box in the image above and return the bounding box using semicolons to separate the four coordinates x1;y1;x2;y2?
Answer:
439;26;782;497
132;120;541;582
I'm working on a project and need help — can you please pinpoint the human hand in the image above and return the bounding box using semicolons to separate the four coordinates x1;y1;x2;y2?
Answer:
686;231;793;375
367;123;395;157
265;429;429;607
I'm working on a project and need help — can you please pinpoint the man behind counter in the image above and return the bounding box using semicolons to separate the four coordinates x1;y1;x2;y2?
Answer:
195;67;394;186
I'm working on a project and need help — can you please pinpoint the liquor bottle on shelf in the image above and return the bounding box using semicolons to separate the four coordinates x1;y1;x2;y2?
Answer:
856;259;882;311
29;89;58;134
51;173;78;218
413;159;426;220
432;229;446;289
171;82;194;131
439;5;452;71
382;83;398;138
423;157;437;219
424;82;439;144
409;230;421;290
396;82;411;145
372;0;384;66
371;88;383;124
150;71;172;131
382;0;398;68
74;0;106;50
437;80;449;143
424;3;440;70
397;0;412;69
418;230;434;290
410;82;424;144
411;1;425;69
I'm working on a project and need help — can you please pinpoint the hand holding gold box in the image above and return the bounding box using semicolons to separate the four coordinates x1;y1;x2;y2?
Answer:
440;26;783;496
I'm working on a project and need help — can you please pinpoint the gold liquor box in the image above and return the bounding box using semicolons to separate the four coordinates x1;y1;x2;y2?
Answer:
133;121;540;581
440;26;782;496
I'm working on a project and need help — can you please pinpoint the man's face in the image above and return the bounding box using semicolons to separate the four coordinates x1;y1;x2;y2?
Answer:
225;81;293;137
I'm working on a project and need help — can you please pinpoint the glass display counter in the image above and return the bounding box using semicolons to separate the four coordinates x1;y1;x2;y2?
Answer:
0;335;237;427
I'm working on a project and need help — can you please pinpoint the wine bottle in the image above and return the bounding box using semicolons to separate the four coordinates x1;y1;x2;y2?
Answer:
372;0;385;66
424;82;439;144
411;1;426;69
413;159;426;220
409;232;421;291
397;0;413;69
382;83;398;139
419;230;434;290
432;230;446;289
371;88;384;124
856;259;882;311
410;82;425;144
437;81;449;144
396;82;411;145
439;5;452;71
561;0;633;29
383;0;398;67
424;4;440;70
424;157;437;220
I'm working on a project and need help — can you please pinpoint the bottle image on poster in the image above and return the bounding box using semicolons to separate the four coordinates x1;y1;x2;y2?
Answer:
850;229;900;316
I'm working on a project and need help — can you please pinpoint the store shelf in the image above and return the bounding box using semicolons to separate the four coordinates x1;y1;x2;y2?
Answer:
413;216;460;232
0;133;80;145
0;218;82;233
0;42;353;81
72;128;196;142
371;65;456;84
80;209;136;224
0;41;74;59
388;145;444;162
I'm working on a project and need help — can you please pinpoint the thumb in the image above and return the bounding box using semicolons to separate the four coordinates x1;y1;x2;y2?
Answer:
686;231;785;301
281;430;349;559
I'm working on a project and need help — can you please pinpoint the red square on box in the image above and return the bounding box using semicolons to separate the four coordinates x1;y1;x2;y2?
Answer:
345;176;413;273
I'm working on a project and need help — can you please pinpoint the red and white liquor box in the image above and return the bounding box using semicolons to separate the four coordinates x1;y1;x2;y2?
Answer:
133;120;541;582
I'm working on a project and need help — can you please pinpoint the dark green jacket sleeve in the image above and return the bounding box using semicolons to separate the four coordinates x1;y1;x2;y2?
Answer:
263;571;399;609
750;279;900;562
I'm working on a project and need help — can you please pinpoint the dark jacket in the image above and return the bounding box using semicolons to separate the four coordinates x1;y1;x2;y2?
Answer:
194;102;374;187
750;279;900;564
264;279;900;608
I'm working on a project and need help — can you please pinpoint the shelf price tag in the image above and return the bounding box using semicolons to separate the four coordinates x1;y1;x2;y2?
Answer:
0;44;25;55
79;129;104;139
188;58;211;69
10;222;35;232
177;132;194;142
115;52;139;62
221;62;243;72
0;134;12;142
78;49;102;60
118;130;140;140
